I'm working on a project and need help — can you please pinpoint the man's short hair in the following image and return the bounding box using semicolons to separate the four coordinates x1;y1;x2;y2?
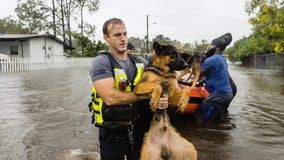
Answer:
102;18;125;36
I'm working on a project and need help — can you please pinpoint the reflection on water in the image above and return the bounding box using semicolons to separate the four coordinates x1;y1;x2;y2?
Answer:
0;71;43;159
0;65;284;160
0;67;98;160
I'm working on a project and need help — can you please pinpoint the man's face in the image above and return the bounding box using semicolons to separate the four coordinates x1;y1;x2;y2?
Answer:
104;23;128;54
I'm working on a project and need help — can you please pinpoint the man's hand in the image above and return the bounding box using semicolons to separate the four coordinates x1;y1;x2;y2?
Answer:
157;95;169;109
205;44;216;57
205;44;216;52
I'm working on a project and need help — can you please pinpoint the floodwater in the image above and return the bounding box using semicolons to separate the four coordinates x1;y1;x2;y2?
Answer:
173;64;284;160
0;65;284;160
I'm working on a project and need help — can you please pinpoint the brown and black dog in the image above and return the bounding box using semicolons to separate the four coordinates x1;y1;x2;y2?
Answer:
134;41;190;112
177;52;206;89
134;41;197;160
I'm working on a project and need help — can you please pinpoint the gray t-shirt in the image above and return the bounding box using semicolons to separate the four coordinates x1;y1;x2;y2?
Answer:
90;53;148;83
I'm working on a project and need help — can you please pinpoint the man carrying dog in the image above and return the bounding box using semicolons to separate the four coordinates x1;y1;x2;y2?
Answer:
194;33;234;127
89;18;154;160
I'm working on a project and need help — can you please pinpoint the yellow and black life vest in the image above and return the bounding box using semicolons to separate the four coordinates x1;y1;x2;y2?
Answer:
88;52;145;128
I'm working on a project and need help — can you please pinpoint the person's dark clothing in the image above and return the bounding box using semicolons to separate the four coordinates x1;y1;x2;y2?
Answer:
195;92;233;123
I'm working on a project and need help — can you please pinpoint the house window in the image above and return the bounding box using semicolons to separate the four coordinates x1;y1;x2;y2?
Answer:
10;46;18;55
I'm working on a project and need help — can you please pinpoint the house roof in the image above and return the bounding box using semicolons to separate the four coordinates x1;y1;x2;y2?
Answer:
0;34;73;50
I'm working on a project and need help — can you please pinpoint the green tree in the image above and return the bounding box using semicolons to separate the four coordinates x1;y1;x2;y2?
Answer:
15;0;100;52
245;0;279;15
249;4;278;53
128;37;145;53
152;34;172;45
192;39;209;53
180;43;194;52
227;0;284;63
244;0;284;54
15;0;51;33
0;17;30;34
66;32;108;57
73;0;99;54
128;34;211;55
73;0;99;37
172;40;182;49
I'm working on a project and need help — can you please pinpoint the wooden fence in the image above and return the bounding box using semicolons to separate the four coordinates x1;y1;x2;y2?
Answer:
0;57;93;73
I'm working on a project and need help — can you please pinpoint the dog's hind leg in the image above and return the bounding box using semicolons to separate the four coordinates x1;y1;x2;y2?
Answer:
141;110;169;160
190;62;201;89
184;69;193;82
167;130;197;160
177;67;191;80
140;139;162;160
190;70;200;90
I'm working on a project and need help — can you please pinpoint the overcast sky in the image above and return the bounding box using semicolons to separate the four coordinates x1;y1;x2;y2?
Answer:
0;0;252;45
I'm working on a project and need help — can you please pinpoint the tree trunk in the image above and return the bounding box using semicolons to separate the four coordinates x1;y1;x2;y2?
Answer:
81;8;84;55
52;0;56;36
65;0;72;47
60;0;66;42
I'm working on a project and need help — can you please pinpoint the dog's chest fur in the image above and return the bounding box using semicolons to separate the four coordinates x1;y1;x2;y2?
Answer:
141;69;177;96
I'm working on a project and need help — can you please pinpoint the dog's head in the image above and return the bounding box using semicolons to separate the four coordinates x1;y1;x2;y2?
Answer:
180;52;193;64
152;41;188;71
180;52;208;64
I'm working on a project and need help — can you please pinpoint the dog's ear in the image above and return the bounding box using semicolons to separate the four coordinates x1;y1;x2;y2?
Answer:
153;41;162;55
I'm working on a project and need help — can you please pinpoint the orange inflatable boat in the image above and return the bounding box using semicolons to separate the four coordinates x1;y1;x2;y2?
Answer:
178;86;209;114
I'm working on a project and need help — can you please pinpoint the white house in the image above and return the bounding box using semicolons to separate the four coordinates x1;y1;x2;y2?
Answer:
0;34;72;61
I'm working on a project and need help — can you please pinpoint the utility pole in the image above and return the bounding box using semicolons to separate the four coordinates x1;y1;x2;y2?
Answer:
146;15;149;54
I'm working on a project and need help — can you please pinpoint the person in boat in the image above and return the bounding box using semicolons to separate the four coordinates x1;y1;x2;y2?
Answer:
194;33;235;126
127;42;135;54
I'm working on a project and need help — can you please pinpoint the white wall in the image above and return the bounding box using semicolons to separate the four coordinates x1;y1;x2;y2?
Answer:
45;38;65;61
0;36;65;61
29;37;46;61
23;40;30;58
29;37;65;61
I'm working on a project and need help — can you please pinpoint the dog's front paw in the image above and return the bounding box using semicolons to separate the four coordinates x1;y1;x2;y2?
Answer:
150;98;160;112
178;98;189;112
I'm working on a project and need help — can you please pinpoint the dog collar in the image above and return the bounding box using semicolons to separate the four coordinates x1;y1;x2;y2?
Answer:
145;67;176;79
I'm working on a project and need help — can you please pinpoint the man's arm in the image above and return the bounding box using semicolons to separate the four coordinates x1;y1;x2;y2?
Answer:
93;78;149;106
